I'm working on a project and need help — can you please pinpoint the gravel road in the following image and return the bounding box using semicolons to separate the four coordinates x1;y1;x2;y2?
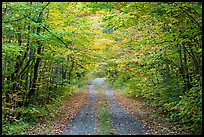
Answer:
90;78;106;85
103;85;150;135
60;78;150;135
60;84;98;135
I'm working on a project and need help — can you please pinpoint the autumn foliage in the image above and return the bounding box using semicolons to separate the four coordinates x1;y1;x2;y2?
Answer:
2;2;202;135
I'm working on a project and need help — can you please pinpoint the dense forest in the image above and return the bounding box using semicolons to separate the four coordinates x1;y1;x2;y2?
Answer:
2;2;202;135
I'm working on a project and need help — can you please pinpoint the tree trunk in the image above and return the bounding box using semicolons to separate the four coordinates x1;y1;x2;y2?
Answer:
27;3;44;98
178;44;187;91
183;45;191;90
68;58;74;84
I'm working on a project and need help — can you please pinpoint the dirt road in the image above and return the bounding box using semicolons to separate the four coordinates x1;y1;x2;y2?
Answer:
60;78;150;135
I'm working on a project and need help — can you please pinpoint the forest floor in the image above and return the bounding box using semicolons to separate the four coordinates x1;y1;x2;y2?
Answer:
59;84;98;135
25;78;186;135
114;92;186;135
25;90;88;135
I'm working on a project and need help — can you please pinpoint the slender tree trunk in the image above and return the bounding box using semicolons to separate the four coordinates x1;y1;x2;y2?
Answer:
68;58;74;84
183;45;191;90
178;44;186;91
2;58;7;91
27;3;44;98
164;47;170;82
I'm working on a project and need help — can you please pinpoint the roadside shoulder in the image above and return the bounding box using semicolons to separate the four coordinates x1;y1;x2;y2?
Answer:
114;91;184;135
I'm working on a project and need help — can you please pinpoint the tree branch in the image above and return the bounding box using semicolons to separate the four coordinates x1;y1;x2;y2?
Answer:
174;2;202;30
37;2;50;22
28;17;72;50
2;16;27;23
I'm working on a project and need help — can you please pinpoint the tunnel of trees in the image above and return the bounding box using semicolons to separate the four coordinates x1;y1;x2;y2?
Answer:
2;2;202;135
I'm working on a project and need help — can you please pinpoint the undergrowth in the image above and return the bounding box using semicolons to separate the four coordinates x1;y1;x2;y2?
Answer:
106;78;202;135
2;81;87;135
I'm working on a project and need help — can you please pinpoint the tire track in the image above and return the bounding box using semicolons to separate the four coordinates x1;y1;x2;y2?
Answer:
102;85;150;135
60;84;98;135
60;78;150;135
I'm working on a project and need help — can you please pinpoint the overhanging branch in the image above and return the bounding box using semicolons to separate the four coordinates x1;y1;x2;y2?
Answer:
174;2;202;30
28;17;72;50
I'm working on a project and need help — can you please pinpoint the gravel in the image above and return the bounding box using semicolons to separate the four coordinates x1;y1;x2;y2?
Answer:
60;84;98;135
90;78;106;85
103;85;150;135
60;78;150;135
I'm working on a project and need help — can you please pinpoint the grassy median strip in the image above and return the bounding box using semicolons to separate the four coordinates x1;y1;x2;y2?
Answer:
96;86;111;135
